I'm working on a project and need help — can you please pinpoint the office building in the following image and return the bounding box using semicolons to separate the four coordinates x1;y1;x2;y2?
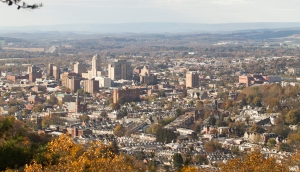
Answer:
48;63;54;77
108;60;133;80
95;76;111;87
64;77;81;93
92;54;101;77
186;72;199;88
53;65;60;80
28;65;42;82
113;87;140;104
139;66;157;84
74;61;86;75
83;79;99;94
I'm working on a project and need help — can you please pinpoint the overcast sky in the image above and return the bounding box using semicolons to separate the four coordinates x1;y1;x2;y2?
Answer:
1;0;300;26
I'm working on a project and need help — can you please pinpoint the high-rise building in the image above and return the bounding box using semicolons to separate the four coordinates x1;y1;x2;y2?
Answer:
92;54;101;78
28;65;37;74
140;66;150;76
83;79;99;94
74;61;86;75
64;77;81;93
139;66;157;84
94;77;111;87
108;60;133;80
113;87;140;104
48;63;54;76
28;65;41;82
60;72;79;86
186;72;199;88
53;65;60;80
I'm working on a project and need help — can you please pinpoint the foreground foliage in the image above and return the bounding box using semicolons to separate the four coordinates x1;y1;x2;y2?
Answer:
0;116;51;171
24;135;145;172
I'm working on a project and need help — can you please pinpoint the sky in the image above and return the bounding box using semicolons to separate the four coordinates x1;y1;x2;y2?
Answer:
1;0;300;26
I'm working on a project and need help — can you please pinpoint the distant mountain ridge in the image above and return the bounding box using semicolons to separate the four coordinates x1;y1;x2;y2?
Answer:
1;22;300;34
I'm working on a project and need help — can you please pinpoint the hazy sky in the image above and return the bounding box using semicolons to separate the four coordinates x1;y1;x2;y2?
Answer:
1;0;300;26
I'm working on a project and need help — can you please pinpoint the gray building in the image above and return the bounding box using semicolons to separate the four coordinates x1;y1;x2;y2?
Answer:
108;60;133;80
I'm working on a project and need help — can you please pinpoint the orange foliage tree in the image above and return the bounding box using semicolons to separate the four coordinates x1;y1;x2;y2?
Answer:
219;152;288;172
24;135;145;172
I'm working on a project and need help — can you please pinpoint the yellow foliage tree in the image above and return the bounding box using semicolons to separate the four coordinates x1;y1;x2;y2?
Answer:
219;152;288;172
24;135;145;172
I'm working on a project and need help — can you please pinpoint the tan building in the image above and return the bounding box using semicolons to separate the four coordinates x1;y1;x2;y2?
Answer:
74;61;86;75
48;63;54;76
113;87;140;104
108;60;133;80
140;66;150;76
60;72;79;86
7;74;29;83
186;72;199;88
64;77;81;93
139;65;157;84
53;65;60;80
83;79;99;94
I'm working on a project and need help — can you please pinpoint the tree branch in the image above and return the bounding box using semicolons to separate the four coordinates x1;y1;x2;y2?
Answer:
1;0;42;9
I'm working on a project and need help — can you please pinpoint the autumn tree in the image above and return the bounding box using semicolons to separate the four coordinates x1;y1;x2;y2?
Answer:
285;109;300;125
8;106;18;115
146;124;162;134
113;124;125;137
45;95;58;106
196;101;204;110
204;140;222;153
249;124;265;133
32;104;45;113
0;116;51;170
173;153;184;170
267;138;276;148
79;114;90;122
110;103;120;110
24;135;145;172
193;155;208;165
156;128;179;143
220;151;288;172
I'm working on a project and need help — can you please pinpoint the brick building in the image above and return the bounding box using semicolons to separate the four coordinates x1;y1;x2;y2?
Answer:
113;87;140;104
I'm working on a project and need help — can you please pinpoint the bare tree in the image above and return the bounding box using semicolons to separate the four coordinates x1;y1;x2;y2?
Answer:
1;0;42;9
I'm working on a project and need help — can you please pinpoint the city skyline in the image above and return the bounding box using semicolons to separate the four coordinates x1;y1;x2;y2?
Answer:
1;0;300;27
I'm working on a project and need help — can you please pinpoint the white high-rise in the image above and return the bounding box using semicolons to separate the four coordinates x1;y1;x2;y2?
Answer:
92;54;101;78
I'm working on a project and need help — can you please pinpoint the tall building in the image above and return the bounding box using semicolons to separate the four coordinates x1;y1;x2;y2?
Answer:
140;66;150;76
108;60;133;80
75;94;87;113
83;79;99;94
95;76;111;87
92;54;101;78
64;77;81;93
60;72;79;86
28;65;41;82
48;63;54;77
74;61;86;75
53;65;60;80
113;87;140;104
186;72;199;88
139;66;157;84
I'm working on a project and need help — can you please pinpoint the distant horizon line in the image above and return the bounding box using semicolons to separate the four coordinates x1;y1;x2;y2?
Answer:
3;21;300;27
2;22;300;34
